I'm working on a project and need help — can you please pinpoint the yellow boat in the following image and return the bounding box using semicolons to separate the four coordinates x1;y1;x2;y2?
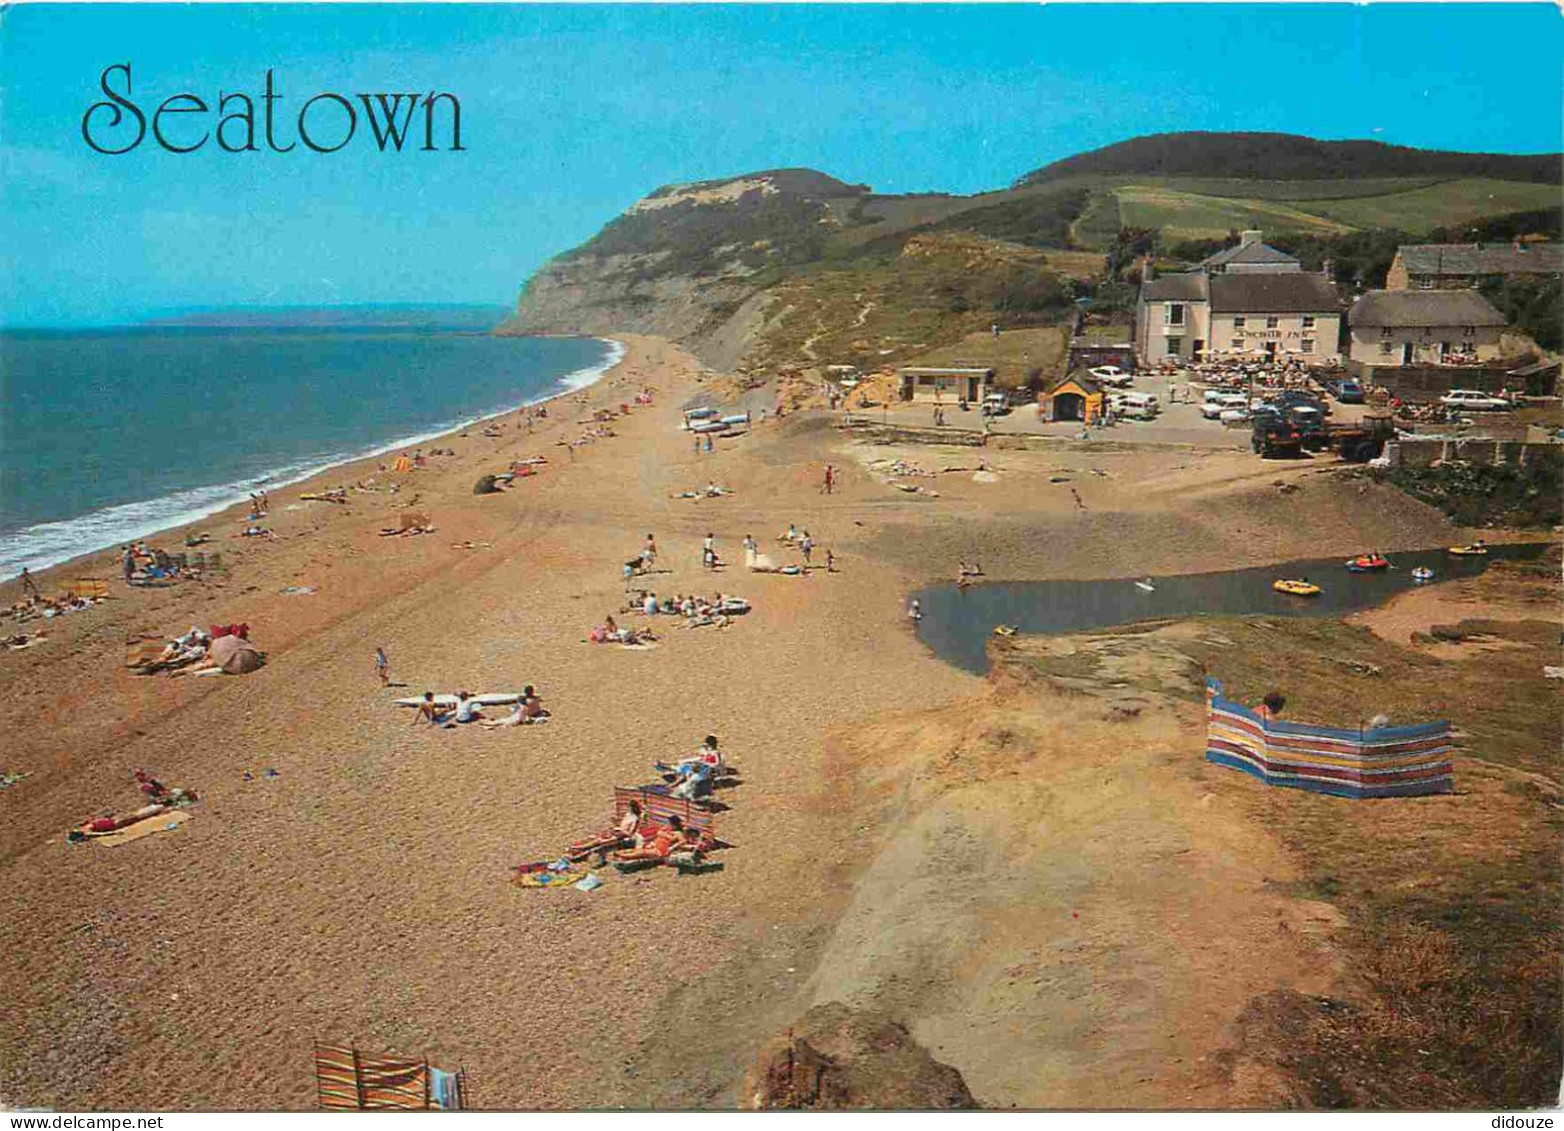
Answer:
1448;543;1489;556
1273;579;1322;596
992;624;1018;637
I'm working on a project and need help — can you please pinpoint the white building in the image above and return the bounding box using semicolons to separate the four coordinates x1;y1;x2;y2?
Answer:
1346;290;1507;366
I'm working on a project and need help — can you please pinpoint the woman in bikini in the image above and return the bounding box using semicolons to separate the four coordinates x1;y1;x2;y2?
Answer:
569;800;642;860
612;814;692;862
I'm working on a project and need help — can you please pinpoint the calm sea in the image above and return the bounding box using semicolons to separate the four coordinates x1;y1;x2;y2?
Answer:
0;323;619;575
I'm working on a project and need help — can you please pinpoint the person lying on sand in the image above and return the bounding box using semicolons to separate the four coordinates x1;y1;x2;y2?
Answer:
612;814;693;862
569;800;643;860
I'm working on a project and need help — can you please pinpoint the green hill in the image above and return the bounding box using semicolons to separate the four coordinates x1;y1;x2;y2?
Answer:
1020;131;1562;185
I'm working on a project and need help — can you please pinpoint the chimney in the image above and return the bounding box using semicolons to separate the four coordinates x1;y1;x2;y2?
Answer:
1239;229;1262;247
1322;257;1334;279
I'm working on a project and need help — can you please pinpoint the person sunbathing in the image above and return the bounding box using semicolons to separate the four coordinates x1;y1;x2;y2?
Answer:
569;800;642;859
612;814;692;862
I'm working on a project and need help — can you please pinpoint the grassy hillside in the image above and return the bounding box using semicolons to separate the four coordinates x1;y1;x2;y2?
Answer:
1293;178;1564;231
1021;132;1562;185
745;233;1076;374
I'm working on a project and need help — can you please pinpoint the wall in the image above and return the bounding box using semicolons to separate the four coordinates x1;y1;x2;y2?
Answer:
1385;254;1410;291
1379;437;1557;469
1136;299;1209;363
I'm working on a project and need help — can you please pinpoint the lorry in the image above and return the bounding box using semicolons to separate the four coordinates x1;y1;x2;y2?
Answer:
1252;409;1395;461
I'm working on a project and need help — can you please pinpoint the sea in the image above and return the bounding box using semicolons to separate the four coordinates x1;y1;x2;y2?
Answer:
0;313;620;576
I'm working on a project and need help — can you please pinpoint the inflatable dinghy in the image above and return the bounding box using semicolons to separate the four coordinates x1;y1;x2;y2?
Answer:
1272;579;1322;596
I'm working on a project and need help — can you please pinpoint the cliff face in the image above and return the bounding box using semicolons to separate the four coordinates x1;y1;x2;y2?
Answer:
499;169;869;367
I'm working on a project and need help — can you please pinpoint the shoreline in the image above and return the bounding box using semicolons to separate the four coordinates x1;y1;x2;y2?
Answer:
0;335;626;580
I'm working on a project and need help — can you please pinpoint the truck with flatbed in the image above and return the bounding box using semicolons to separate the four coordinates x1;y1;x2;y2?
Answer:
1252;409;1395;461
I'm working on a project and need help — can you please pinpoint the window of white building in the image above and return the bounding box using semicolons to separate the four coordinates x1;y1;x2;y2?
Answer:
1379;341;1393;356
1165;303;1184;327
1265;316;1279;329
1302;315;1315;329
1301;339;1315;354
1165;336;1184;356
1233;315;1246;329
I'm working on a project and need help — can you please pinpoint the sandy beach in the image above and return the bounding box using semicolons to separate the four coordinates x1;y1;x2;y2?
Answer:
0;334;1547;1109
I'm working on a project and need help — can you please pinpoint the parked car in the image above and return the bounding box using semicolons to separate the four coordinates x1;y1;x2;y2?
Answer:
1111;391;1160;420
1202;393;1249;420
1272;389;1330;416
1439;389;1513;411
1329;379;1365;404
981;391;1012;416
1088;365;1134;388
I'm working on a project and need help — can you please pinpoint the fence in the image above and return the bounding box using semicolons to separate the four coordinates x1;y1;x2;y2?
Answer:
1204;678;1454;798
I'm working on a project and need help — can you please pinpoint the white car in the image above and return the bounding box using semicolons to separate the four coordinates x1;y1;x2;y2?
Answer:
1089;365;1134;388
1440;389;1513;411
1202;393;1249;420
1110;392;1161;420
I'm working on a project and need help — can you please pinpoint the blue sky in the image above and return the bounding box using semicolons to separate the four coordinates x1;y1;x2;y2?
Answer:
1;3;1560;326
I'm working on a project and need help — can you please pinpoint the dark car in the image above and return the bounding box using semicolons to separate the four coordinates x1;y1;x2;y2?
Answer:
1273;389;1330;416
1331;379;1365;404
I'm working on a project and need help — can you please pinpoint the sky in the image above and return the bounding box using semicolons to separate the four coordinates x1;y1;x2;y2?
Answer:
1;3;1560;326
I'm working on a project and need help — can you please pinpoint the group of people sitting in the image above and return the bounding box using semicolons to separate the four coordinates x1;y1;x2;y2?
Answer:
564;735;729;866
624;589;750;628
412;686;551;728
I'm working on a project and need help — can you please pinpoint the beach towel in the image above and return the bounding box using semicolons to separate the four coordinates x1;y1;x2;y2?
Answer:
89;808;191;847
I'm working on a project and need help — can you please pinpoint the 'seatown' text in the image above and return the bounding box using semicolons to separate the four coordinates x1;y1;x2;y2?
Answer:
82;64;465;154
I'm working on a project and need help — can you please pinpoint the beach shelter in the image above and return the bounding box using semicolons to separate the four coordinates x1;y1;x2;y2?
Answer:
392;456;414;473
208;634;264;674
314;1043;466;1110
1039;372;1106;423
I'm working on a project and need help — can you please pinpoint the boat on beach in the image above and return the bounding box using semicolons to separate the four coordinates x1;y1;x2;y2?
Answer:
1273;578;1322;596
1345;553;1390;572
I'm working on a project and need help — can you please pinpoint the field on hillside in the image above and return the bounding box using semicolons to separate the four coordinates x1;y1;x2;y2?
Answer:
1295;177;1564;231
1062;175;1564;248
1114;185;1353;241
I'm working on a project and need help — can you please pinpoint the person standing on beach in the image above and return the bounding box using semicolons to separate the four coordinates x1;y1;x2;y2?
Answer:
826;548;836;572
822;464;835;495
121;545;135;581
19;567;39;600
374;648;391;686
642;534;658;571
800;532;814;566
704;433;714;454
702;532;716;570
